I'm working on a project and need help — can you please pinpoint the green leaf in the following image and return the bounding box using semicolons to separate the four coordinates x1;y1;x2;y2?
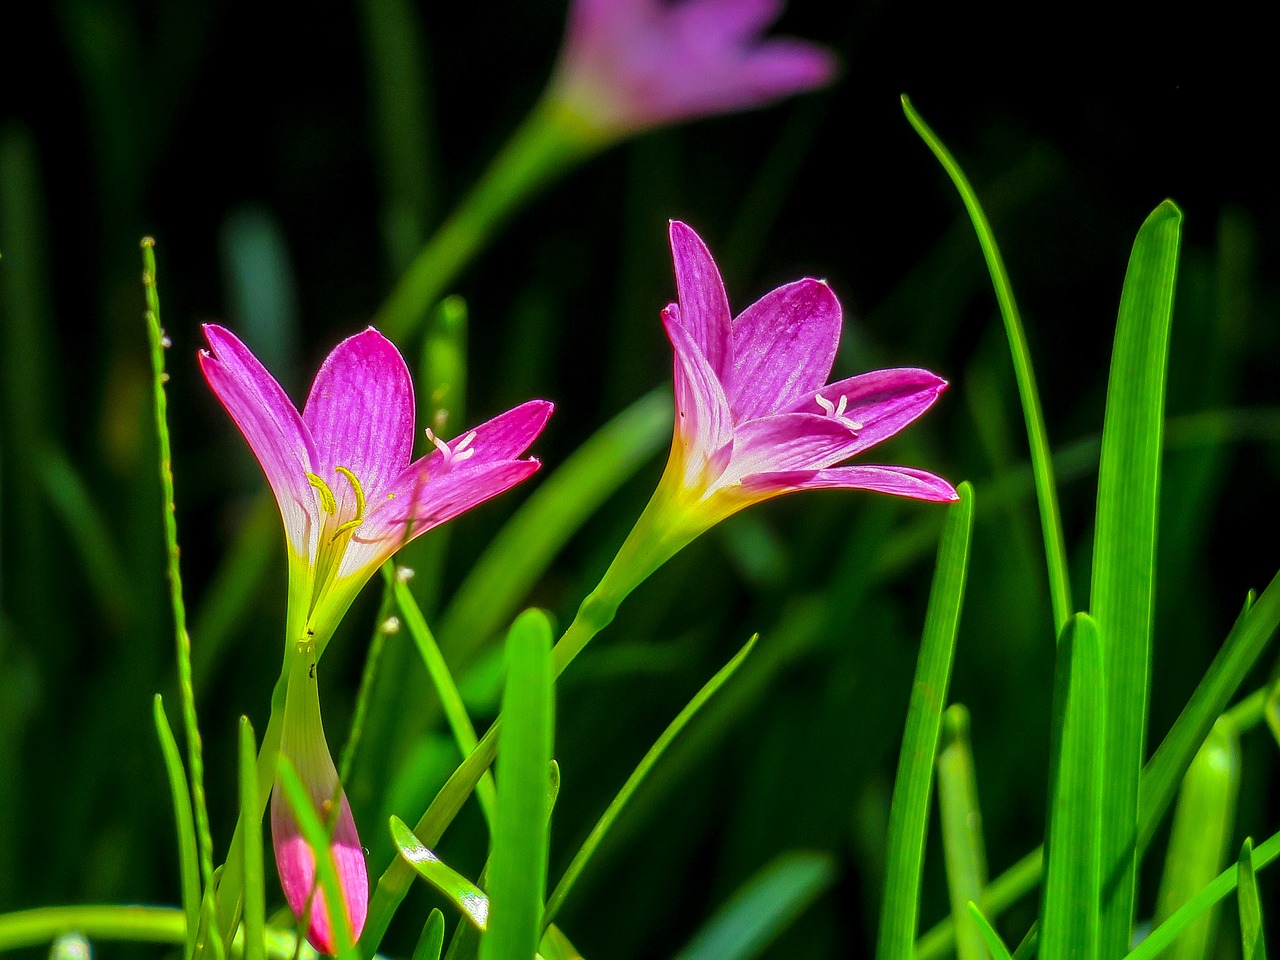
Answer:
478;610;555;960
936;704;989;960
151;695;200;959
1089;199;1182;954
238;718;267;960
543;635;756;927
1040;614;1105;960
902;95;1071;635
876;483;975;960
1239;838;1267;960
538;925;584;960
390;816;489;930
672;852;835;960
966;903;1014;960
410;909;447;960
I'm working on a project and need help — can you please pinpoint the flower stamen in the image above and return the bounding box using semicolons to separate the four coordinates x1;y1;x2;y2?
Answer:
329;466;367;541
426;428;479;466
307;473;337;515
816;393;863;432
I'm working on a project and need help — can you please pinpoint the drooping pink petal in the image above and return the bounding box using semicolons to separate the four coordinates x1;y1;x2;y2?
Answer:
726;278;841;420
669;221;732;378
435;400;554;465
663;306;734;484
797;368;950;458
302;328;416;515
199;324;319;556
741;464;959;502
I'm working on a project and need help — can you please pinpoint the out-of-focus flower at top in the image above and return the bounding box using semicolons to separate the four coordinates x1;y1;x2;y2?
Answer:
546;0;837;140
199;324;552;650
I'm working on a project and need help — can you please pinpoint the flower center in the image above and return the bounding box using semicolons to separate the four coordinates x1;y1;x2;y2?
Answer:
303;465;369;624
816;393;863;432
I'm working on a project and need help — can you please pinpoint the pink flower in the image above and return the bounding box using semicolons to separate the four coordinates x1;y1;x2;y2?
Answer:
199;325;552;648
546;0;837;139
656;221;956;534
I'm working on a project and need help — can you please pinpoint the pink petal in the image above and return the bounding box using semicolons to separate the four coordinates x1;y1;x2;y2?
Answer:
444;399;554;464
675;0;784;44
793;368;950;459
741;464;959;502
726;279;841;421
669;222;732;379
199;324;319;556
691;38;837;114
720;412;857;484
663;306;734;483
302;328;415;512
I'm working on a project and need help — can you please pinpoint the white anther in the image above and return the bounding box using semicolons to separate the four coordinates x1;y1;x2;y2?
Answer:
816;393;863;432
425;427;478;465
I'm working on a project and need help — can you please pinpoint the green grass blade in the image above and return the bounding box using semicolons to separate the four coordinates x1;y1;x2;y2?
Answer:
966;903;1014;960
390;816;489;930
152;695;201;957
478;610;555;960
672;852;835;960
274;756;358;959
142;239;216;900
543;635;757;927
411;909;447;960
388;566;497;825
339;584;395;785
902;95;1071;635
936;705;989;960
1153;718;1239;960
539;925;584;960
0;906;185;953
1126;830;1280;960
1238;839;1267;960
1090;199;1182;954
238;718;267;960
876;482;975;960
438;388;672;669
1040;613;1105;960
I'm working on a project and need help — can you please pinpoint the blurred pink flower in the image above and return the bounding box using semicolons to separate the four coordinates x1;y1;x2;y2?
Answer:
547;0;837;138
656;220;957;533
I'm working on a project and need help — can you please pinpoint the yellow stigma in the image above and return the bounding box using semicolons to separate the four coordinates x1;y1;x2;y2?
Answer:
307;472;337;514
330;465;367;541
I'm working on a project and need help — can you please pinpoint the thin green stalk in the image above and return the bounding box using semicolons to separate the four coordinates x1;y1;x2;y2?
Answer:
153;695;201;958
936;705;989;960
0;906;186;952
338;577;395;785
238;719;267;960
143;239;216;902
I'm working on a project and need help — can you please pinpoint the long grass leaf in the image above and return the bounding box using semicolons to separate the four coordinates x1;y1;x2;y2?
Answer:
152;695;201;957
1238;838;1268;960
672;852;835;960
1040;614;1104;960
936;704;989;960
390;817;489;930
411;909;447;960
876;482;975;960
238;718;267;960
966;904;1014;960
478;610;555;960
902;95;1071;635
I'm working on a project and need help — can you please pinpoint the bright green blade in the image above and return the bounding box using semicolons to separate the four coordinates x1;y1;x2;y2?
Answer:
410;909;447;960
966;903;1014;960
238;717;267;960
1089;199;1182;954
672;851;835;960
478;610;555;960
902;95;1071;636
936;704;989;960
876;483;975;960
543;636;756;927
1153;718;1239;960
1040;613;1104;960
152;695;201;957
538;925;584;960
390;816;489;931
1238;838;1268;960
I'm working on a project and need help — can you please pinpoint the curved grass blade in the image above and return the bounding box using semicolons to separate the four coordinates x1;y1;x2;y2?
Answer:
966;903;1014;960
936;705;989;960
543;635;757;927
672;851;835;960
1089;200;1182;954
390;816;489;931
1238;838;1268;960
478;610;555;960
411;909;446;960
876;482;975;960
152;695;200;957
238;717;267;960
902;95;1071;636
1040;614;1104;960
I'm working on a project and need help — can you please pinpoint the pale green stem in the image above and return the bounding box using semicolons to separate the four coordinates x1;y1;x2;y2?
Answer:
0;905;185;952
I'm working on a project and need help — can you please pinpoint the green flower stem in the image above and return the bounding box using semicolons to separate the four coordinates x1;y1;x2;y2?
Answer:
0;905;186;952
375;98;599;343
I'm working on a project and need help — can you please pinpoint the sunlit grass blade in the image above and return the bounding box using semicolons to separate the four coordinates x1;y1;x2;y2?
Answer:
543;635;757;927
1089;199;1182;953
539;924;584;960
1040;613;1104;960
438;388;672;670
238;718;267;960
876;482;974;960
387;566;497;825
936;705;989;960
671;852;835;960
143;238;217;907
152;695;201;957
902;95;1071;636
410;909;446;960
274;756;358;960
1238;838;1267;960
1153;718;1239;960
1125;830;1280;960
478;610;555;960
966;903;1014;960
390;816;489;931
